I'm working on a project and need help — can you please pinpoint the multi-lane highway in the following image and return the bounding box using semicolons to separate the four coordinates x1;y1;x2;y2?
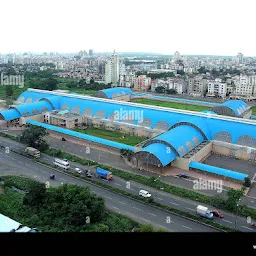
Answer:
0;137;255;232
0;145;218;232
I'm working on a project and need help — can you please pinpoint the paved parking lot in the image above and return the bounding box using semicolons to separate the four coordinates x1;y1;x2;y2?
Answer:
204;154;256;180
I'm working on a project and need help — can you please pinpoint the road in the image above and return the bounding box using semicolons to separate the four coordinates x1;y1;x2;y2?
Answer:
0;139;256;232
5;130;254;205
0;147;217;232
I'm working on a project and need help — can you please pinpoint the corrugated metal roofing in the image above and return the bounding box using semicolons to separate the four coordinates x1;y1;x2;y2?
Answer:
99;88;133;99
222;100;248;116
26;120;134;151
189;161;248;181
0;109;21;120
139;143;177;166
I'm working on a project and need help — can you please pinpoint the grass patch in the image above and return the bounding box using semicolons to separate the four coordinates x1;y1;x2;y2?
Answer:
251;106;256;116
73;127;145;146
0;86;29;100
133;98;211;112
57;84;97;96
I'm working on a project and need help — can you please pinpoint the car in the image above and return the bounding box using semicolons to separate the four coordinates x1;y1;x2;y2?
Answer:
75;168;82;174
176;173;189;179
210;210;223;218
139;190;151;198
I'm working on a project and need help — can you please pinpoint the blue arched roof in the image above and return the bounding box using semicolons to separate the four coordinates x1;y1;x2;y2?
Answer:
189;162;248;181
99;88;133;99
26;120;134;151
17;91;57;103
12;100;53;116
150;125;204;157
0;109;21;121
222;100;248;116
40;96;61;109
139;143;177;166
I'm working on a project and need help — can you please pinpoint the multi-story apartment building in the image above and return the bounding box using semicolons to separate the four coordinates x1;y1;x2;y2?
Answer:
234;75;256;96
151;78;187;94
207;79;227;98
134;75;151;91
120;72;136;88
188;76;207;96
104;52;120;85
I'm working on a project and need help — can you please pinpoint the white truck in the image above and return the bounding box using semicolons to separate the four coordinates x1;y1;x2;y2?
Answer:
196;205;213;219
25;147;40;158
53;158;70;169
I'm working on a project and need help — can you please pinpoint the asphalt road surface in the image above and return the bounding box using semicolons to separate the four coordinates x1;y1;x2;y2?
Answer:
1;140;256;232
0;147;217;232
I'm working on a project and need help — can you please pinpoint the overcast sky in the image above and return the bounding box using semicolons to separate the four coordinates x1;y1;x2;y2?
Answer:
1;0;256;56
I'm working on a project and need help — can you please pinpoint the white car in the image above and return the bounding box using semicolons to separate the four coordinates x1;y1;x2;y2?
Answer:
139;190;151;198
75;168;82;174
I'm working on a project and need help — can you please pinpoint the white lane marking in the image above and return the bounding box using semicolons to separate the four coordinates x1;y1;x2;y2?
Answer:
241;226;253;231
113;206;120;210
186;207;195;212
114;183;122;187
18;161;23;164
71;182;76;185
157;197;163;201
148;213;157;217
25;164;30;167
11;158;15;161
169;202;179;206
105;196;112;200
182;225;192;230
130;188;135;191
222;219;232;224
60;178;65;182
133;207;142;211
118;201;126;205
42;171;48;174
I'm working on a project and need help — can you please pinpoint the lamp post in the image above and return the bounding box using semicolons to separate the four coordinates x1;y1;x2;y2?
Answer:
234;198;241;230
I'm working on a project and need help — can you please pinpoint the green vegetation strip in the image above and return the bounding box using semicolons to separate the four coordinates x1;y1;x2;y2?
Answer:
73;127;145;146
32;159;236;232
133;98;211;112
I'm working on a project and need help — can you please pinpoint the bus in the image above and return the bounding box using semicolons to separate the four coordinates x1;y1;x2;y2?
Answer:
53;158;70;169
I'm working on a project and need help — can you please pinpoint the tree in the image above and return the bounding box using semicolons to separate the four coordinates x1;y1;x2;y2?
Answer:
5;85;13;98
177;70;185;76
244;177;251;187
155;86;165;93
23;182;46;207
226;189;244;211
20;125;49;150
120;149;134;161
137;223;154;232
45;78;58;91
166;89;177;94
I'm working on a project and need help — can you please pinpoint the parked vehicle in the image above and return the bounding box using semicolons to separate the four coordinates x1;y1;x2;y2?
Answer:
139;190;151;198
54;158;70;169
61;137;66;141
75;167;82;174
210;210;223;218
25;147;40;158
251;222;256;227
176;173;189;178
196;205;213;219
96;167;113;180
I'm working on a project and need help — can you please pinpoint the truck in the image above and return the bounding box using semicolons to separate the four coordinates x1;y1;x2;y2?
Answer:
96;167;113;180
54;158;70;169
196;205;213;219
25;147;40;158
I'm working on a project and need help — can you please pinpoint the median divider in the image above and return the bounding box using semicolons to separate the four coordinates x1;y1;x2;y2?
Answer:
0;143;240;232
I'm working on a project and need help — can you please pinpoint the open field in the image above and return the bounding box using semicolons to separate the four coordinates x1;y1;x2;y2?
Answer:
74;127;145;146
132;98;211;112
57;84;97;96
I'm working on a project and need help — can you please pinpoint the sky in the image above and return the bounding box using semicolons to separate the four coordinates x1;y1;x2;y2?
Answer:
1;0;256;56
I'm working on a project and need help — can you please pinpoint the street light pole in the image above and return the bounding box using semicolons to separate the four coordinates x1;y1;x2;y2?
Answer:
234;198;241;230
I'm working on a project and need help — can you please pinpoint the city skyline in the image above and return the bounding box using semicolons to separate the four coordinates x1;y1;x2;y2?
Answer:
1;0;256;56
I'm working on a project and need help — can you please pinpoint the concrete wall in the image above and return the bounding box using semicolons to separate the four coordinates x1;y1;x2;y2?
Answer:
235;150;250;160
19;114;44;125
172;157;190;170
113;95;131;102
212;144;232;156
189;141;213;162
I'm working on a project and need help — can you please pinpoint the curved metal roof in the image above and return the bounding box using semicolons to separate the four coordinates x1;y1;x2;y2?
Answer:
39;96;61;109
138;143;177;166
26;120;134;151
12;100;53;117
146;125;204;158
97;88;133;99
189;161;248;181
17;90;56;103
0;109;21;121
211;100;248;117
